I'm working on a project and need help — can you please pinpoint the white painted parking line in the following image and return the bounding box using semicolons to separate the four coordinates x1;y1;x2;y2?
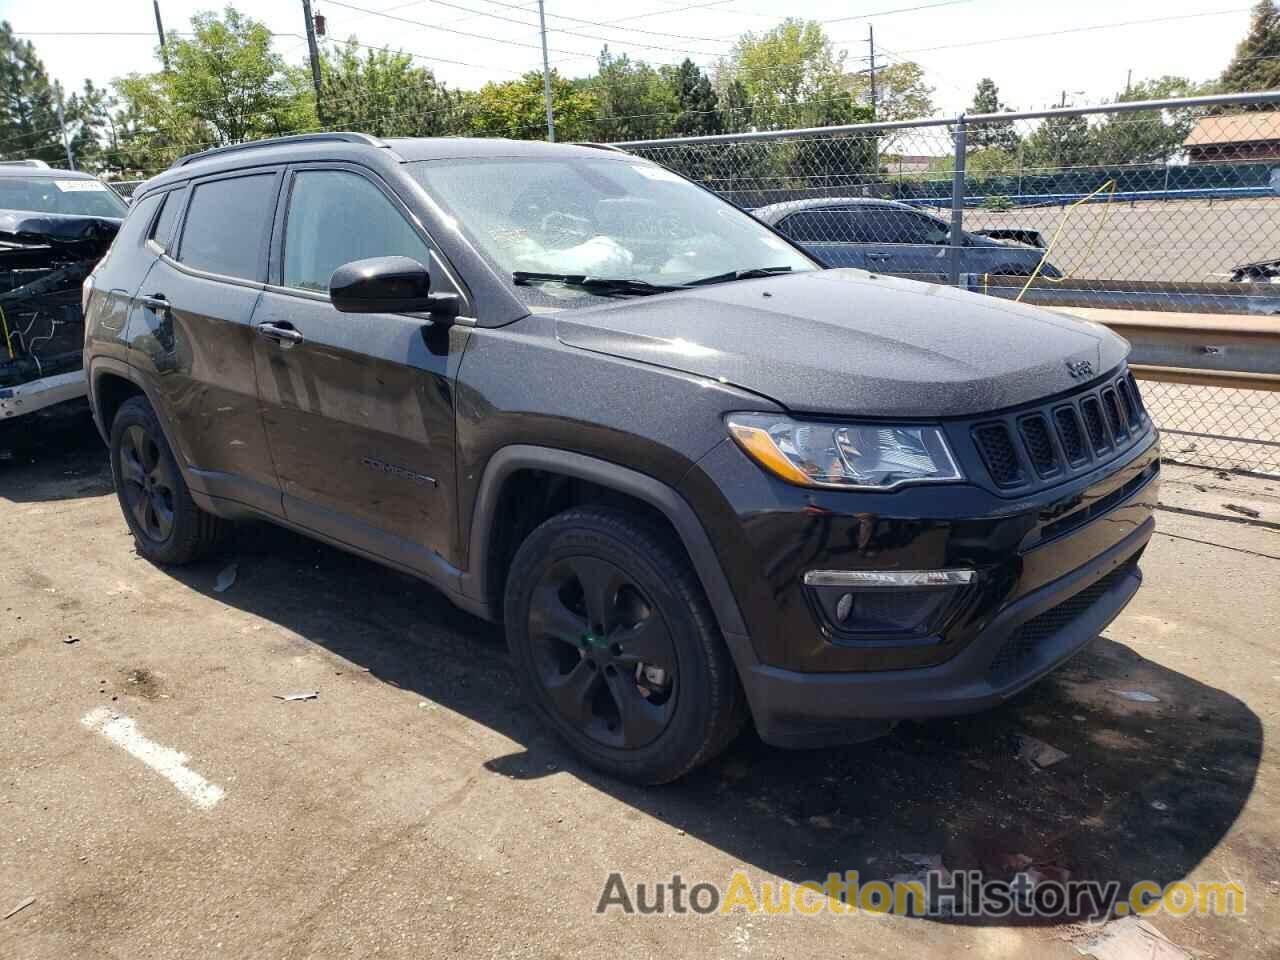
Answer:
81;707;225;810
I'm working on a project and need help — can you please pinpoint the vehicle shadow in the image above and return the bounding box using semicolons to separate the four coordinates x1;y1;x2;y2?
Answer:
0;401;113;504
156;516;1262;927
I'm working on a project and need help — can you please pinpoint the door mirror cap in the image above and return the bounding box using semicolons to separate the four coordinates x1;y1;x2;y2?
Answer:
329;256;460;318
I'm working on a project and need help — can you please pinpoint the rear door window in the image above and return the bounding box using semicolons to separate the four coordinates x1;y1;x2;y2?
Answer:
779;209;872;243
865;210;949;245
281;169;432;293
177;173;278;281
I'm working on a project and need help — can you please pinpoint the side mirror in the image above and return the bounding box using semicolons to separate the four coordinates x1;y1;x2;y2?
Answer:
329;256;460;318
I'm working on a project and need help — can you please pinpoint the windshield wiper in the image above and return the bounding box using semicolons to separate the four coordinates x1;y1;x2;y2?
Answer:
686;266;794;286
512;271;687;296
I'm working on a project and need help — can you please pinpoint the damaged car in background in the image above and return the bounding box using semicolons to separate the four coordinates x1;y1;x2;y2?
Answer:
0;161;125;424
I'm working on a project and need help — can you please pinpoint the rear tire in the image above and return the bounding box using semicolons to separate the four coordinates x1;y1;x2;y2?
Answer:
109;395;228;565
504;506;746;784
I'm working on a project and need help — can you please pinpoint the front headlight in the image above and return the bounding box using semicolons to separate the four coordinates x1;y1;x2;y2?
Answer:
726;413;963;490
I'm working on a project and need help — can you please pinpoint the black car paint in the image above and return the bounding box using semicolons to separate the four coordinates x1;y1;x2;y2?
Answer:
84;136;1157;747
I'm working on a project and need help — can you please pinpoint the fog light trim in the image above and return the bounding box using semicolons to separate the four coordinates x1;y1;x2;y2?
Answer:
803;568;976;589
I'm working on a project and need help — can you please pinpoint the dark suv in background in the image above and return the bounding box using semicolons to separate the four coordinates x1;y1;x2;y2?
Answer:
83;133;1158;784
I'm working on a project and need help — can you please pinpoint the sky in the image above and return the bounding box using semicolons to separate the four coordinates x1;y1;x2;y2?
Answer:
0;0;1255;118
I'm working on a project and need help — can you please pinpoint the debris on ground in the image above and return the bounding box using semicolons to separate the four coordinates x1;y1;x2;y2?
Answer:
62;634;79;644
1109;690;1161;703
273;690;319;701
1074;916;1191;960
1223;503;1262;519
1150;799;1169;812
1017;733;1069;768
3;896;35;921
806;814;835;829
214;562;238;593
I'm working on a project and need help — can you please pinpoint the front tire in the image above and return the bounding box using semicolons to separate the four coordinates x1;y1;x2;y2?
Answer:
504;506;746;784
109;395;227;565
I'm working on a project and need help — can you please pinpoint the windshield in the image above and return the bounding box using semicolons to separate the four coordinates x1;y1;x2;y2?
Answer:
407;156;815;307
0;175;128;218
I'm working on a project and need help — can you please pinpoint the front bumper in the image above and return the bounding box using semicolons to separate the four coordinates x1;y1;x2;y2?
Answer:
724;516;1150;747
681;417;1160;749
0;369;87;421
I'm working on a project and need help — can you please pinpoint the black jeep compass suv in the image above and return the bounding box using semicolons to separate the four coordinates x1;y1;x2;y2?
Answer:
83;133;1159;784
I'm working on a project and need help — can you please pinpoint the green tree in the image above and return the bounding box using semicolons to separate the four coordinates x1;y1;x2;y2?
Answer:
0;21;64;164
665;58;721;137
1222;0;1280;91
846;60;934;123
718;19;866;130
714;19;874;197
967;77;1020;152
321;40;462;137
465;70;598;141
113;6;314;171
590;47;676;141
1023;109;1092;170
1090;76;1213;164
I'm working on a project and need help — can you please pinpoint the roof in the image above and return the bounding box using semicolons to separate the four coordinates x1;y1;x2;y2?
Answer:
751;196;908;224
0;165;100;180
1184;113;1280;147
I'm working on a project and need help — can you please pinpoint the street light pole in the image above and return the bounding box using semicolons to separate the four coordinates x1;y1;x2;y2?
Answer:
538;0;555;142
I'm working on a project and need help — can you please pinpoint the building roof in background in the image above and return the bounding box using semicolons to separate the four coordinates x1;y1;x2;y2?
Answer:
1185;113;1280;147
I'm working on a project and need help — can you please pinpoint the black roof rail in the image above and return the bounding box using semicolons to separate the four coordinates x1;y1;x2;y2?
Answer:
171;132;389;168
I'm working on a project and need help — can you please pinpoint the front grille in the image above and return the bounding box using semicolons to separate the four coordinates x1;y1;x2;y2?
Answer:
987;562;1134;682
1054;407;1088;464
1102;388;1126;440
1080;396;1110;452
1019;415;1059;477
970;369;1149;492
974;423;1023;486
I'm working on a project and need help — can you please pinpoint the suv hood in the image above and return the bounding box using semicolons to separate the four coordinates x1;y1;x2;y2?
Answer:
553;269;1128;417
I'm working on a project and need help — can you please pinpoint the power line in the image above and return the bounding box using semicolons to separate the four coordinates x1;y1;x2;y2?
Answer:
333;0;729;58
322;0;600;59
469;0;734;43
890;7;1252;57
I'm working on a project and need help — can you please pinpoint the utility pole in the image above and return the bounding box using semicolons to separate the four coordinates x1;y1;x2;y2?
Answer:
537;0;555;142
302;0;325;124
1125;68;1132;96
153;0;169;70
867;25;877;121
1059;90;1067;109
54;83;74;170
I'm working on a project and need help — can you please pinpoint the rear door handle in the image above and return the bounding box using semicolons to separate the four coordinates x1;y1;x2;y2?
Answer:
866;253;891;262
256;321;305;345
138;294;169;311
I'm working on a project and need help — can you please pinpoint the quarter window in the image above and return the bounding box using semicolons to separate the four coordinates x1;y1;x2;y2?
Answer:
149;186;186;251
177;173;277;281
282;170;432;293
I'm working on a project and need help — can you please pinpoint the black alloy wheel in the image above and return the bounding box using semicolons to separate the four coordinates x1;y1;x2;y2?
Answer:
505;506;746;784
118;423;177;543
527;555;678;749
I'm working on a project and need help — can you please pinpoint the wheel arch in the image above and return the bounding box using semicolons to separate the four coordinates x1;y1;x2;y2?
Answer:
461;445;747;639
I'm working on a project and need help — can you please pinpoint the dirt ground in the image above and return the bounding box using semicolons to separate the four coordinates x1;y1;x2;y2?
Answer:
1;410;1278;959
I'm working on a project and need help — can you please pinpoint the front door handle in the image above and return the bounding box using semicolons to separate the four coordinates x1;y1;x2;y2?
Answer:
256;321;305;346
138;293;169;311
866;253;891;262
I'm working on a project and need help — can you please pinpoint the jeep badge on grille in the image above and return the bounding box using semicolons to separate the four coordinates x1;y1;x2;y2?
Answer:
1066;359;1094;380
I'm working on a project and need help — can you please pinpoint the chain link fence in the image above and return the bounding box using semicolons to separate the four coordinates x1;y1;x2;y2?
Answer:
618;91;1280;476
